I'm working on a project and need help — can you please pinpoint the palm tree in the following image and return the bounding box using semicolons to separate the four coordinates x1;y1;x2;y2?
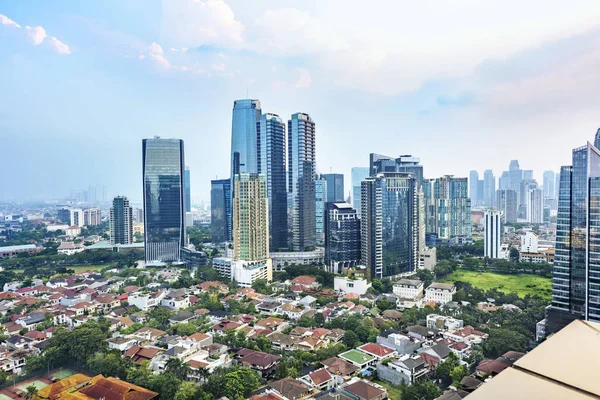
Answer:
165;357;190;381
24;384;38;400
197;367;210;383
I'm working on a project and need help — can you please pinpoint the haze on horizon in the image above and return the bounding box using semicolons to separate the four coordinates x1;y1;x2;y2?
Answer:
1;0;600;203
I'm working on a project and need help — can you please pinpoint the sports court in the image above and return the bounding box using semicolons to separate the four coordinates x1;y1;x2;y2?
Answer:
17;379;48;392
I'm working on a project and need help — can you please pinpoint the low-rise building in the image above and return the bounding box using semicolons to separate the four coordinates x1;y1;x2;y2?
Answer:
0;244;41;259
57;241;85;256
393;279;424;300
270;249;325;271
425;282;456;305
334;276;372;296
426;314;464;331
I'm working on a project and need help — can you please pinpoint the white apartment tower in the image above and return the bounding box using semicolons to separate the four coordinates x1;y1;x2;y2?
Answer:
484;210;502;258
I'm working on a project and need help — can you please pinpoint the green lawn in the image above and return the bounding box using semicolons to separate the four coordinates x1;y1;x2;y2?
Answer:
339;349;375;365
440;269;552;300
373;379;402;399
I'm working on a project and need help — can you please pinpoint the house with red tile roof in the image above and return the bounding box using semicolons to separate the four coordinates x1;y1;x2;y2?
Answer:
124;346;163;364
301;368;335;390
357;343;396;360
291;275;320;289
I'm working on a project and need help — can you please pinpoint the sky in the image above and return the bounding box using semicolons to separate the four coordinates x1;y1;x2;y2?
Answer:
1;0;600;203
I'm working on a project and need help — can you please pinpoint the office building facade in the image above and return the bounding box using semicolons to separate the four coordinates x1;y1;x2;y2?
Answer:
527;188;544;224
370;154;423;187
70;209;84;227
210;179;231;243
361;173;418;279
546;135;600;334
351;167;370;213
496;189;518;223
315;175;327;246
483;170;495;207
469;170;479;206
288;113;316;251
543;170;555;199
257;113;288;251
110;196;133;245
184;167;191;212
484;211;501;259
323;173;344;203
83;209;102;226
142;137;186;264
325;203;361;274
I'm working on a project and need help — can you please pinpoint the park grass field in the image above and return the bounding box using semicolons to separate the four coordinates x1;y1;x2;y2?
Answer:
440;268;552;300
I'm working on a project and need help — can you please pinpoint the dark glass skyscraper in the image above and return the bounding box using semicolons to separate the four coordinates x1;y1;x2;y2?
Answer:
288;113;316;251
110;196;133;245
361;173;418;279
325;203;361;274
323;173;344;203
142;137;186;264
546;135;600;334
211;179;231;243
257;113;288;251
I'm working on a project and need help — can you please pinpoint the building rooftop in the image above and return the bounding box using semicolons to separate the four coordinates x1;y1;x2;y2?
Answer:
339;349;375;365
468;320;600;399
0;244;37;251
427;282;456;290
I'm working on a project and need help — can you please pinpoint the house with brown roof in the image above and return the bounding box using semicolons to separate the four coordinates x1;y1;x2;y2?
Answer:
268;377;312;400
341;379;388;400
36;373;158;400
321;357;360;379
301;367;335;390
236;348;281;378
256;316;288;331
444;325;489;345
291;275;320;289
210;320;243;335
476;351;525;377
129;327;167;343
267;332;297;351
124;346;163;364
198;281;229;294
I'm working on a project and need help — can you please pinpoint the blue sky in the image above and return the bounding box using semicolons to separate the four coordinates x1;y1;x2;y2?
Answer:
1;0;600;202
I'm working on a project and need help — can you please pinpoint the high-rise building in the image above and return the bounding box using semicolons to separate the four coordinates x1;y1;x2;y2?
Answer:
211;179;232;243
135;208;144;223
484;210;502;258
496;189;518;223
370;154;423;187
469;170;479;206
477;180;484;206
523;170;534;180
527;188;544;224
423;176;471;245
70;209;84;227
543;170;555;199
142;137;186;264
57;207;71;224
361;172;418;279
483;170;496;207
184;167;191;212
230;99;262;178
499;171;510;190
83;208;102;226
555;171;560;200
315;176;327;246
325;203;361;274
519;179;538;220
288;113;316;251
110;196;133;245
509;160;523;205
546;133;600;334
323;173;344;203
257;113;288;251
351;167;370;213
233;174;269;261
212;173;273;288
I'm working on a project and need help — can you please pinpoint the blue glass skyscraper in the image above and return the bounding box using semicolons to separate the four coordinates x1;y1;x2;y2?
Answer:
184;166;191;212
546;132;600;334
142;137;186;264
231;100;262;177
211;178;231;243
361;172;418;279
351;167;369;213
323;173;344;203
257;113;288;251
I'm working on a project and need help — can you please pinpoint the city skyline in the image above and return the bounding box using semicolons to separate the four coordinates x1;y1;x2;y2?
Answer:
2;2;600;202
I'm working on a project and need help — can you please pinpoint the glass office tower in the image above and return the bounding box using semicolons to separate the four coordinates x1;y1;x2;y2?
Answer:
184;167;191;212
231;100;262;177
323;173;344;203
483;170;495;207
288;113;316;251
361;172;418;279
325;203;361;274
142;137;186;264
315;176;327;246
211;179;232;243
423;176;471;245
546;139;600;334
351;167;370;213
257;113;288;251
370;153;424;187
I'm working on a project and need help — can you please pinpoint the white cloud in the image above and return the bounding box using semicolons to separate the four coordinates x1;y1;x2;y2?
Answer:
161;0;244;48
0;14;20;28
26;26;46;45
1;14;71;55
147;42;170;68
294;68;311;88
211;63;225;71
